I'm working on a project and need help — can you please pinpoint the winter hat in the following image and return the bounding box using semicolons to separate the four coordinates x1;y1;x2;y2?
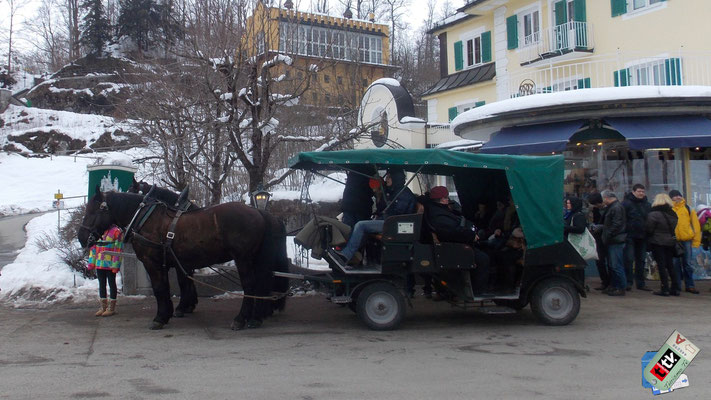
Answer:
669;190;683;199
429;186;449;200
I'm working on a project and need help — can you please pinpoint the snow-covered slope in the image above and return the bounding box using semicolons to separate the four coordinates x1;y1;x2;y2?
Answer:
1;105;141;153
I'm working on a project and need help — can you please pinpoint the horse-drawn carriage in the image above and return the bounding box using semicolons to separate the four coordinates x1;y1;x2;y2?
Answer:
78;148;585;332
284;149;586;330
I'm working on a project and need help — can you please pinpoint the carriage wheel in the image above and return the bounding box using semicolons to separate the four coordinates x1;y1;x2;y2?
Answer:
530;278;580;326
356;282;406;330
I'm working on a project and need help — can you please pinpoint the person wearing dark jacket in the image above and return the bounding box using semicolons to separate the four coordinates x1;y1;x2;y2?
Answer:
601;190;627;296
332;168;415;266
425;186;490;296
563;197;586;238
340;168;374;229
646;194;681;296
588;192;610;290
622;184;652;291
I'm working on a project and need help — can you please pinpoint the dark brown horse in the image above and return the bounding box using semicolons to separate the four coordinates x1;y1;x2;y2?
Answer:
127;179;200;317
78;187;289;330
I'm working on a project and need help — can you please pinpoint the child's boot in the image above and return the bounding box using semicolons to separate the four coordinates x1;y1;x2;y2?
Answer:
95;298;108;316
102;299;117;316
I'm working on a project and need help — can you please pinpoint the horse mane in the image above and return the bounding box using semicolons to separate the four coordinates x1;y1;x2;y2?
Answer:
106;191;147;218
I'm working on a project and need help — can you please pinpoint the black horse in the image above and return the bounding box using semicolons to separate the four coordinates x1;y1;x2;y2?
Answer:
128;179;200;317
78;187;289;330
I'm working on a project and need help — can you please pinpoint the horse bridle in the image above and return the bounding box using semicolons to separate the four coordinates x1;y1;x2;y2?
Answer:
80;201;109;247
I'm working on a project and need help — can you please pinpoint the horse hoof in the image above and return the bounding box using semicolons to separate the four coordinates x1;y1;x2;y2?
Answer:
231;320;246;331
174;310;185;318
150;321;165;330
246;319;263;329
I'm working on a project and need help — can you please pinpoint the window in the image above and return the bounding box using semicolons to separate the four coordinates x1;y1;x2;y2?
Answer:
257;32;265;54
277;22;383;64
362;78;368;87
633;0;663;11
324;74;330;83
617;58;683;87
522;9;540;46
337;76;343;84
465;36;482;67
631;59;671;86
457;100;486;114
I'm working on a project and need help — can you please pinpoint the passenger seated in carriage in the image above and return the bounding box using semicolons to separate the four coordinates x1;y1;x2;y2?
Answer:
330;167;416;268
424;186;491;296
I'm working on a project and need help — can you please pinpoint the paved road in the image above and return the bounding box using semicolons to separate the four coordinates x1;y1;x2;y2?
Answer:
0;213;39;269
0;283;710;399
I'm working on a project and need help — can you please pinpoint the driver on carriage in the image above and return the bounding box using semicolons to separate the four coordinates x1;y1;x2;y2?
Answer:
424;186;491;296
330;167;416;268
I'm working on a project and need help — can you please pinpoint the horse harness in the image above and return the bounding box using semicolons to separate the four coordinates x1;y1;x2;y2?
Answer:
121;194;287;301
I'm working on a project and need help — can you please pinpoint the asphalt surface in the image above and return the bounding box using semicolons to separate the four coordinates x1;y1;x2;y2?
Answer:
1;282;710;399
0;213;39;269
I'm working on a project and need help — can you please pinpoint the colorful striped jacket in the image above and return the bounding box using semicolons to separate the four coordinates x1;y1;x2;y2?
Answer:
87;225;124;272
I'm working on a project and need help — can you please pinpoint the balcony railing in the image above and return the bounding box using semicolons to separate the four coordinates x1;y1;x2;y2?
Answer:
506;51;711;99
520;21;594;65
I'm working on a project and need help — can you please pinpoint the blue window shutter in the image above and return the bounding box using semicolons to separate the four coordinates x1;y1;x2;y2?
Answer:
475;101;486;107
454;41;463;71
665;58;683;85
481;31;492;63
611;0;627;17
448;107;458;122
506;15;518;50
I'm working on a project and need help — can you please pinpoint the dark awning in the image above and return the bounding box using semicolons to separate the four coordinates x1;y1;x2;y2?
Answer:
479;120;586;154
605;116;711;149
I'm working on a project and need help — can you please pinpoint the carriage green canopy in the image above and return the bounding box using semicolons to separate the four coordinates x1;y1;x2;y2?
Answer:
289;149;565;250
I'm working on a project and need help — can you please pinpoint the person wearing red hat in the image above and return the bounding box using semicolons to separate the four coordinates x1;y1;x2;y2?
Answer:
424;186;491;296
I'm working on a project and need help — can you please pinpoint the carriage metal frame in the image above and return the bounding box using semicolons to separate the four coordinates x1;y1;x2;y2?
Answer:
284;149;587;330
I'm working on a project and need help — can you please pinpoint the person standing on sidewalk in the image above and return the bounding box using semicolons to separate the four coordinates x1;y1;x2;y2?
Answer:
646;194;681;296
600;190;627;296
622;184;652;291
87;225;124;316
669;190;702;294
588;193;610;291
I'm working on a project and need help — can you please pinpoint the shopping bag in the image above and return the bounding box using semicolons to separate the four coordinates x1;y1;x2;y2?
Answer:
567;228;599;261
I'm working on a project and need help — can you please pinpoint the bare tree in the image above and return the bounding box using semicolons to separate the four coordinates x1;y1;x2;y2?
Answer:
24;0;72;72
62;0;82;60
380;0;409;63
3;0;29;72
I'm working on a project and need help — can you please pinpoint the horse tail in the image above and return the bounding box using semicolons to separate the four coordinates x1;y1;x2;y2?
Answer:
258;211;289;313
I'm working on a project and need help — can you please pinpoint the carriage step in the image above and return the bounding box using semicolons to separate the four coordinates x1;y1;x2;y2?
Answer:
330;296;352;304
273;272;306;280
478;306;517;315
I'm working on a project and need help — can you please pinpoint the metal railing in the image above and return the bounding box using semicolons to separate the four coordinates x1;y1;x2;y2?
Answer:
520;21;594;65
425;123;458;146
506;51;711;98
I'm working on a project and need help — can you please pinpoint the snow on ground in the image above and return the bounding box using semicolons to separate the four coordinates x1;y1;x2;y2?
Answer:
0;212;98;306
0;150;338;304
0;149;148;216
0;104;136;147
269;172;346;203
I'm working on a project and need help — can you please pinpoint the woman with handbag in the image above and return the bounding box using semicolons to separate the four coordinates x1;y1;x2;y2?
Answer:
645;194;681;296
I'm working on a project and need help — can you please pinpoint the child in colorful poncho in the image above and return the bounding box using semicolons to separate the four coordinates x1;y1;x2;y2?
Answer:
87;225;124;317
